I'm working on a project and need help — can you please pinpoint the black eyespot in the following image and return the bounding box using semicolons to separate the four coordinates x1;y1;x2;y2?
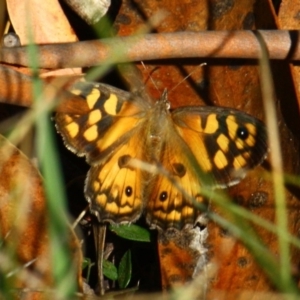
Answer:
125;186;132;197
118;155;131;168
172;163;186;177
159;191;168;202
237;126;249;140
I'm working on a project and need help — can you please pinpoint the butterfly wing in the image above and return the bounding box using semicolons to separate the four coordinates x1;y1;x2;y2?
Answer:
55;81;151;223
55;82;151;162
85;129;147;224
145;130;209;230
172;106;267;186
146;106;267;230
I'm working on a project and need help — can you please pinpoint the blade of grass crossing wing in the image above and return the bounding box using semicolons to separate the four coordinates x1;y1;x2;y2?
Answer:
28;42;78;297
256;31;296;293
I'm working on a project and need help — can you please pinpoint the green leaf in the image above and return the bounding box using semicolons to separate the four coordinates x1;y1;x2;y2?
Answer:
109;224;151;242
82;258;95;282
82;257;92;270
103;259;118;281
118;250;132;289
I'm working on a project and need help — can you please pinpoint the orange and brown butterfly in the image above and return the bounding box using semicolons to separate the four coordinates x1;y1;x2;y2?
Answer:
55;81;268;230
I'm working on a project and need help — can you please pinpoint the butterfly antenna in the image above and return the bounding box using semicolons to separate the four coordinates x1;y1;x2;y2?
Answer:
169;62;207;94
141;61;161;93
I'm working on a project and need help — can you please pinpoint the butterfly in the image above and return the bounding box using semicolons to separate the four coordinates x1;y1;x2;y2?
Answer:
55;81;268;230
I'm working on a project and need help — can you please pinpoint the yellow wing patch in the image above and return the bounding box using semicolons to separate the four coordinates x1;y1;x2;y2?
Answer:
203;113;219;134
103;94;118;115
86;88;100;109
83;125;98;142
66;122;79;139
217;134;230;152
88;109;102;125
214;150;228;169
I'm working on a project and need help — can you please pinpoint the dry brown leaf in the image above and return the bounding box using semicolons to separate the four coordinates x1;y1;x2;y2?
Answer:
7;0;77;45
0;135;82;294
64;0;111;25
6;0;80;76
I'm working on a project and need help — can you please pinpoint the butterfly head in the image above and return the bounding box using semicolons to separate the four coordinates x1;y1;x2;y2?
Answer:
155;89;171;111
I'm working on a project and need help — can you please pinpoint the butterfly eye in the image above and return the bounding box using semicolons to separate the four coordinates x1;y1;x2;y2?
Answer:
125;186;133;197
159;191;168;202
237;126;249;140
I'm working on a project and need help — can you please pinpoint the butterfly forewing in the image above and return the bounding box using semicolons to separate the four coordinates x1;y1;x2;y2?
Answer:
55;82;150;163
172;106;268;187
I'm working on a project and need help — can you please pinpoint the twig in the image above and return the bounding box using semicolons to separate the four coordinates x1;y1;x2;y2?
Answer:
0;65;89;112
0;31;300;69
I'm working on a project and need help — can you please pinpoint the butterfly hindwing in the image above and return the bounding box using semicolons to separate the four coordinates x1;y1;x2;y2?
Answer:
85;132;146;224
145;125;209;230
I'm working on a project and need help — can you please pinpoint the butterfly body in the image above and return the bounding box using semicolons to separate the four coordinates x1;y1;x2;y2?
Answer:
56;82;267;230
